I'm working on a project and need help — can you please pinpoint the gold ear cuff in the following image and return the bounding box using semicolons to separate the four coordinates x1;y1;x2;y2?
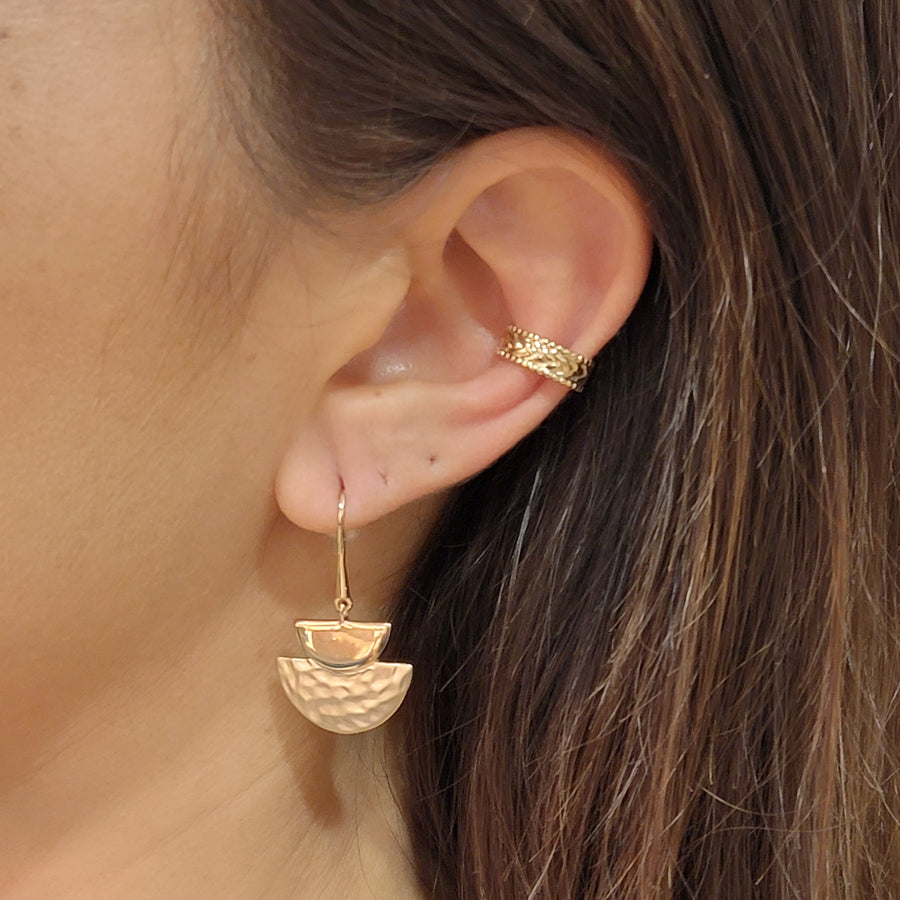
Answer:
496;325;593;392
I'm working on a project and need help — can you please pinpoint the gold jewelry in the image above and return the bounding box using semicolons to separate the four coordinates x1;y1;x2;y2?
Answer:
496;325;592;392
277;491;412;734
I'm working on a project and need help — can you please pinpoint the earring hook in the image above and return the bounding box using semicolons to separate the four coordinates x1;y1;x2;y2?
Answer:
335;489;352;622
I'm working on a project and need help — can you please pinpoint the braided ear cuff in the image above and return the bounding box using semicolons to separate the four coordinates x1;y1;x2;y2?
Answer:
496;325;592;392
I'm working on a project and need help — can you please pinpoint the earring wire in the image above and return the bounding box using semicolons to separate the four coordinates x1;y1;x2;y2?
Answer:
335;489;352;622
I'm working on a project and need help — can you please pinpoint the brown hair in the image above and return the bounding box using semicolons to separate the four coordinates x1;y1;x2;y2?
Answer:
219;1;900;896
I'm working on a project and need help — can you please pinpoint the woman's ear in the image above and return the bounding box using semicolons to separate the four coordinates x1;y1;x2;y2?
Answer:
276;127;653;531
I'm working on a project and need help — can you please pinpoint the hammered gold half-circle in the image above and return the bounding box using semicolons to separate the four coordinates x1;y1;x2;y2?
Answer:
277;657;412;735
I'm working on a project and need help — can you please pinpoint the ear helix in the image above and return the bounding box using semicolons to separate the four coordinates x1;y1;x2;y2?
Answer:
277;489;412;734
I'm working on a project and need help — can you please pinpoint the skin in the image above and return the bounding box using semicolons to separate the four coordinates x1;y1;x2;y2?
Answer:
0;3;429;896
0;1;651;896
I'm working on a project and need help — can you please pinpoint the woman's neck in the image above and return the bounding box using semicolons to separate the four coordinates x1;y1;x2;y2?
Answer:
0;513;425;899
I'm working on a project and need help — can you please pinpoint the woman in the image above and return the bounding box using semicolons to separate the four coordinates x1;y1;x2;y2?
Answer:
2;0;898;897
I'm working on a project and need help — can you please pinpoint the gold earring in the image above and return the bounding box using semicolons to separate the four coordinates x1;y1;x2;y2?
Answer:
277;491;412;734
496;324;593;392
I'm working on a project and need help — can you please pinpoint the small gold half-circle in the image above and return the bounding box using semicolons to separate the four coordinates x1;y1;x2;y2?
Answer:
293;620;391;669
277;657;412;735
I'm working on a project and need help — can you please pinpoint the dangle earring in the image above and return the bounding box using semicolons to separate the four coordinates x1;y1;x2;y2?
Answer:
277;491;412;734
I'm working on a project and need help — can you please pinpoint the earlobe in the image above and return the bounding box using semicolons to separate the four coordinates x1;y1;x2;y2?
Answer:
276;127;653;533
